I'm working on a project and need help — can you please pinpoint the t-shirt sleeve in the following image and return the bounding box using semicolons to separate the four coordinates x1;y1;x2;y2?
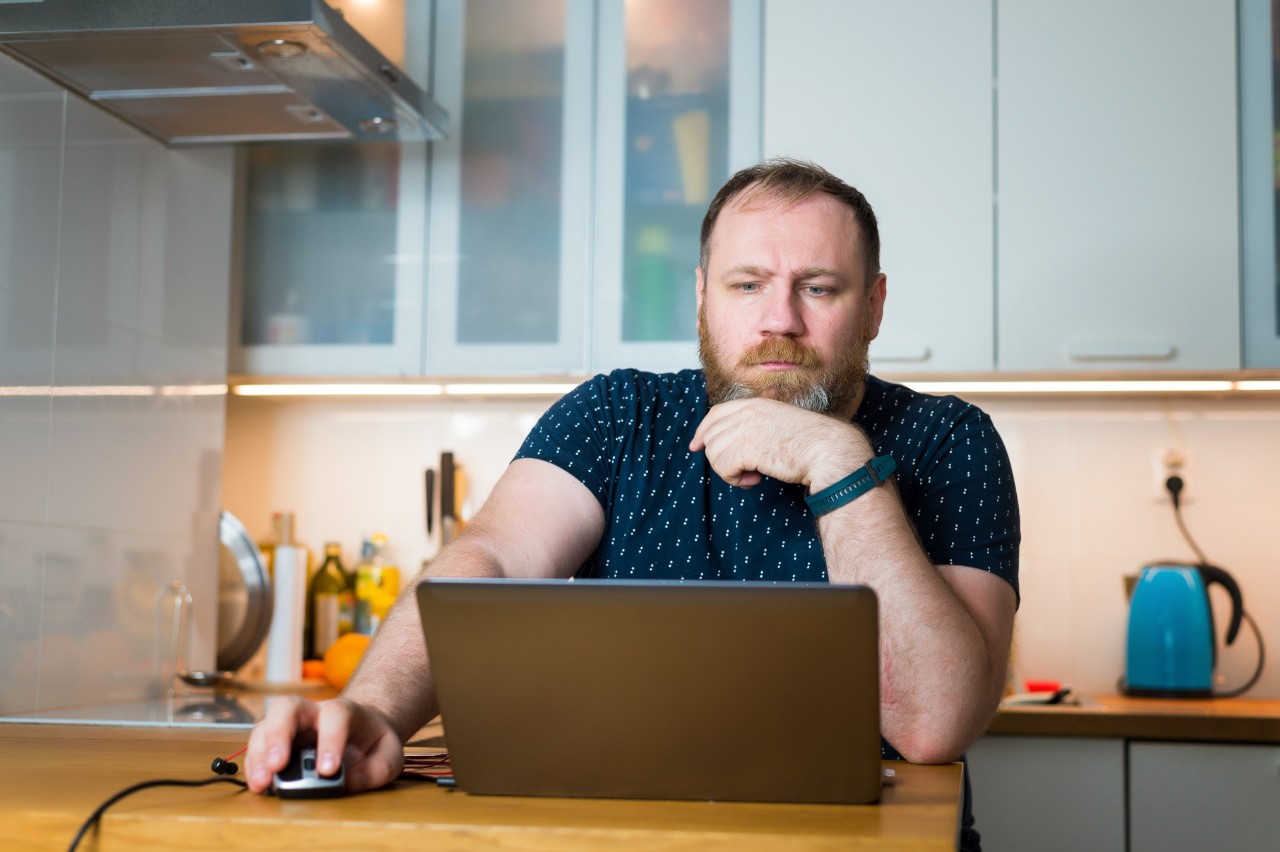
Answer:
908;406;1021;603
513;373;619;510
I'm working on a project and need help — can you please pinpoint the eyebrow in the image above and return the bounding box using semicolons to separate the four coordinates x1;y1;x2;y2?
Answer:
720;264;844;282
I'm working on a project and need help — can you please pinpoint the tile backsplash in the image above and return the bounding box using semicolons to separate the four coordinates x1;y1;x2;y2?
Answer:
0;55;232;715
223;390;1280;701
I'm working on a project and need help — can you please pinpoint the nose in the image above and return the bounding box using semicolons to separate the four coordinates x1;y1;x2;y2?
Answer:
759;288;804;337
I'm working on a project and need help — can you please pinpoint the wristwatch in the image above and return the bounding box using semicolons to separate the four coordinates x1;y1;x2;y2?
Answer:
805;455;897;517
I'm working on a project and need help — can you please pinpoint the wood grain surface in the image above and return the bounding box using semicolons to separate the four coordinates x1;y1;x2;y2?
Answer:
2;723;962;851
989;695;1280;742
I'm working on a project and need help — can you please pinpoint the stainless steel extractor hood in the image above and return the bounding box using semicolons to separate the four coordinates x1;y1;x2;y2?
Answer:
0;0;449;145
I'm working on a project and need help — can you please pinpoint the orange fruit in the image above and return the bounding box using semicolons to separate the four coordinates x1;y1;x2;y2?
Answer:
322;633;371;689
301;659;326;681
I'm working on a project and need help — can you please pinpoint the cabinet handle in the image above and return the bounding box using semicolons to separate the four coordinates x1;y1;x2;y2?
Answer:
871;345;932;363
1066;341;1177;362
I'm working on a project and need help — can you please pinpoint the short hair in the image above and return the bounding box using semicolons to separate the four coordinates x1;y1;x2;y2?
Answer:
698;157;880;287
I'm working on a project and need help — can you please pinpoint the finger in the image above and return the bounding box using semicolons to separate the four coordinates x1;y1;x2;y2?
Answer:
246;696;314;793
689;399;740;452
344;725;406;793
315;699;353;778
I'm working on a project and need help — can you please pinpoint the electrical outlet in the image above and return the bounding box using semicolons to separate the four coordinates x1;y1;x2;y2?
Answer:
1151;446;1193;503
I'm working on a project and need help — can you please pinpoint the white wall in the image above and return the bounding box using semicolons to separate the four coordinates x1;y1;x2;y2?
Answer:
0;55;232;714
221;389;1280;701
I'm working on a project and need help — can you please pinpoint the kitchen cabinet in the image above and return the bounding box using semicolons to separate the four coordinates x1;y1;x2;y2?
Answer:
763;0;1242;375
996;0;1240;372
428;0;762;376
1128;742;1280;852
966;735;1126;852
1239;0;1280;368
763;0;995;375
230;2;432;377
589;0;762;374
233;0;762;378
424;0;592;375
970;736;1280;852
976;698;1280;852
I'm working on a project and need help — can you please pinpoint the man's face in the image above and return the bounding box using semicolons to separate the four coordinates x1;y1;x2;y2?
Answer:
696;190;886;420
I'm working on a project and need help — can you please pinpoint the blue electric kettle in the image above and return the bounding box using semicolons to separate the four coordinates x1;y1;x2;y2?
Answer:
1124;563;1243;697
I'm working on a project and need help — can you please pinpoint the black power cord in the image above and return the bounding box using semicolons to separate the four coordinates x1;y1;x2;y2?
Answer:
68;776;247;852
1164;474;1266;698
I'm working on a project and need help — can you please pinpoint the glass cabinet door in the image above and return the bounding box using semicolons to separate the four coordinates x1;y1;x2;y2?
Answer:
230;1;429;377
1241;0;1280;368
426;0;593;375
592;0;761;373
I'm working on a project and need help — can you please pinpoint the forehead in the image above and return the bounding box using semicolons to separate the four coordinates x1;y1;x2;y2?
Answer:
708;190;863;269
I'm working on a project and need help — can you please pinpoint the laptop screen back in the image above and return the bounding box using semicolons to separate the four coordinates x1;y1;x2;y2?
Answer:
416;578;882;804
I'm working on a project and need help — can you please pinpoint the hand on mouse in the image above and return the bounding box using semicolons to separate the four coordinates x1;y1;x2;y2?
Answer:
245;695;404;795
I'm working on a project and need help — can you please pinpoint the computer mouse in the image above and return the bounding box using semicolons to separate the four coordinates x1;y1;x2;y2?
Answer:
271;733;346;799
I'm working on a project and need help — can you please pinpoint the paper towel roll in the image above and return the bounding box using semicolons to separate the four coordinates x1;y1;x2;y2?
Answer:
265;543;306;683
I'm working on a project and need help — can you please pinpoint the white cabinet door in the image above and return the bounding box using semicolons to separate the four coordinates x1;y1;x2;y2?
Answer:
230;2;432;378
426;0;593;376
763;0;995;374
1129;742;1280;852
997;0;1240;372
1239;0;1280;368
591;0;763;374
967;736;1126;852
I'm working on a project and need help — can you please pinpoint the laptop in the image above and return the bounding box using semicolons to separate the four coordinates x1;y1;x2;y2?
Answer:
415;577;882;804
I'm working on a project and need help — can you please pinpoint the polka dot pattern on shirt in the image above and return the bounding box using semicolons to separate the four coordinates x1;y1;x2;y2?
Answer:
514;369;1020;601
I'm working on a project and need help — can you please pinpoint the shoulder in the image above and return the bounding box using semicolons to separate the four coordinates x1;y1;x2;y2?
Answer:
859;375;994;435
579;368;706;410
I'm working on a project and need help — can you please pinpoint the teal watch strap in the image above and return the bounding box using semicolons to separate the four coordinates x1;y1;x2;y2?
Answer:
805;455;897;517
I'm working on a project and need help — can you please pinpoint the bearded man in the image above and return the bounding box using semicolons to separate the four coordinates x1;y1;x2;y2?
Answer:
246;159;1020;850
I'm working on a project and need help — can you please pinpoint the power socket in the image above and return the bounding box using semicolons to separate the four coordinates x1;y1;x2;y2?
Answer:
1151;446;1193;504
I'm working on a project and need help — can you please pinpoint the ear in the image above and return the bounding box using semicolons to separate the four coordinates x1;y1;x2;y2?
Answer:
865;273;887;341
695;265;706;314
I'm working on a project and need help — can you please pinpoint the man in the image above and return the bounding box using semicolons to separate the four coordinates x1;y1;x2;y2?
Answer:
246;158;1019;846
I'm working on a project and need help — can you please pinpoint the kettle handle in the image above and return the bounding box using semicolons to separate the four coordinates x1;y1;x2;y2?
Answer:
1197;563;1244;645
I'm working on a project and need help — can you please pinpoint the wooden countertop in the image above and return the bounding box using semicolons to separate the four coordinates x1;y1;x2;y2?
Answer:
3;723;963;851
988;695;1280;743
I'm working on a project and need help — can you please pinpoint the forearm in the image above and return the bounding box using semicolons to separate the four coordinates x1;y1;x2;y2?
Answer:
337;459;603;744
340;538;505;743
818;482;1005;763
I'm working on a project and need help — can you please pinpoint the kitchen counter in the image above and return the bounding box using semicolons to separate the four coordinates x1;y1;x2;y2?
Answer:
988;694;1280;743
4;723;964;850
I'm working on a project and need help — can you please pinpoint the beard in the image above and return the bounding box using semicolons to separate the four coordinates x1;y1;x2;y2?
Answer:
697;302;872;415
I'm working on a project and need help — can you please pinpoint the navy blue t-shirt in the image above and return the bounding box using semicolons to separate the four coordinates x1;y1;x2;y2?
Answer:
515;368;1020;599
514;368;1017;847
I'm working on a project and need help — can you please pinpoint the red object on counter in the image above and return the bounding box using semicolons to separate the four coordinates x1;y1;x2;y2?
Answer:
1024;679;1062;693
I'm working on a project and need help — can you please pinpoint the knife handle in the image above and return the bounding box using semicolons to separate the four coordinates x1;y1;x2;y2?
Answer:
440;452;455;525
425;468;435;536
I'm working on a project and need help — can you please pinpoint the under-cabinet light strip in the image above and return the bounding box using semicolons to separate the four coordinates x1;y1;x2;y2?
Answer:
230;383;581;397
0;384;229;397
226;379;1276;397
233;383;444;396
902;380;1236;394
3;380;1277;399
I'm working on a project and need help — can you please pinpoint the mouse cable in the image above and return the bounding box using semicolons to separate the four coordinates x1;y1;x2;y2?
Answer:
68;776;247;852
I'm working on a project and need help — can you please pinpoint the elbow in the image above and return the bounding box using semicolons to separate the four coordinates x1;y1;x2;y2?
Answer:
888;702;995;764
891;730;969;765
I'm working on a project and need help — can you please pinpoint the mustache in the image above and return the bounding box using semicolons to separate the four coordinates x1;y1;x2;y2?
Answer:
737;336;821;369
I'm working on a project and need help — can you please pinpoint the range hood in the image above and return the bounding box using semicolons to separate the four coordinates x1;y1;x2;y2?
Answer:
0;0;448;145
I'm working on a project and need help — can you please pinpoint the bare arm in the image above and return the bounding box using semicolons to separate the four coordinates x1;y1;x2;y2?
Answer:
691;398;1015;763
815;483;1015;762
245;458;605;793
